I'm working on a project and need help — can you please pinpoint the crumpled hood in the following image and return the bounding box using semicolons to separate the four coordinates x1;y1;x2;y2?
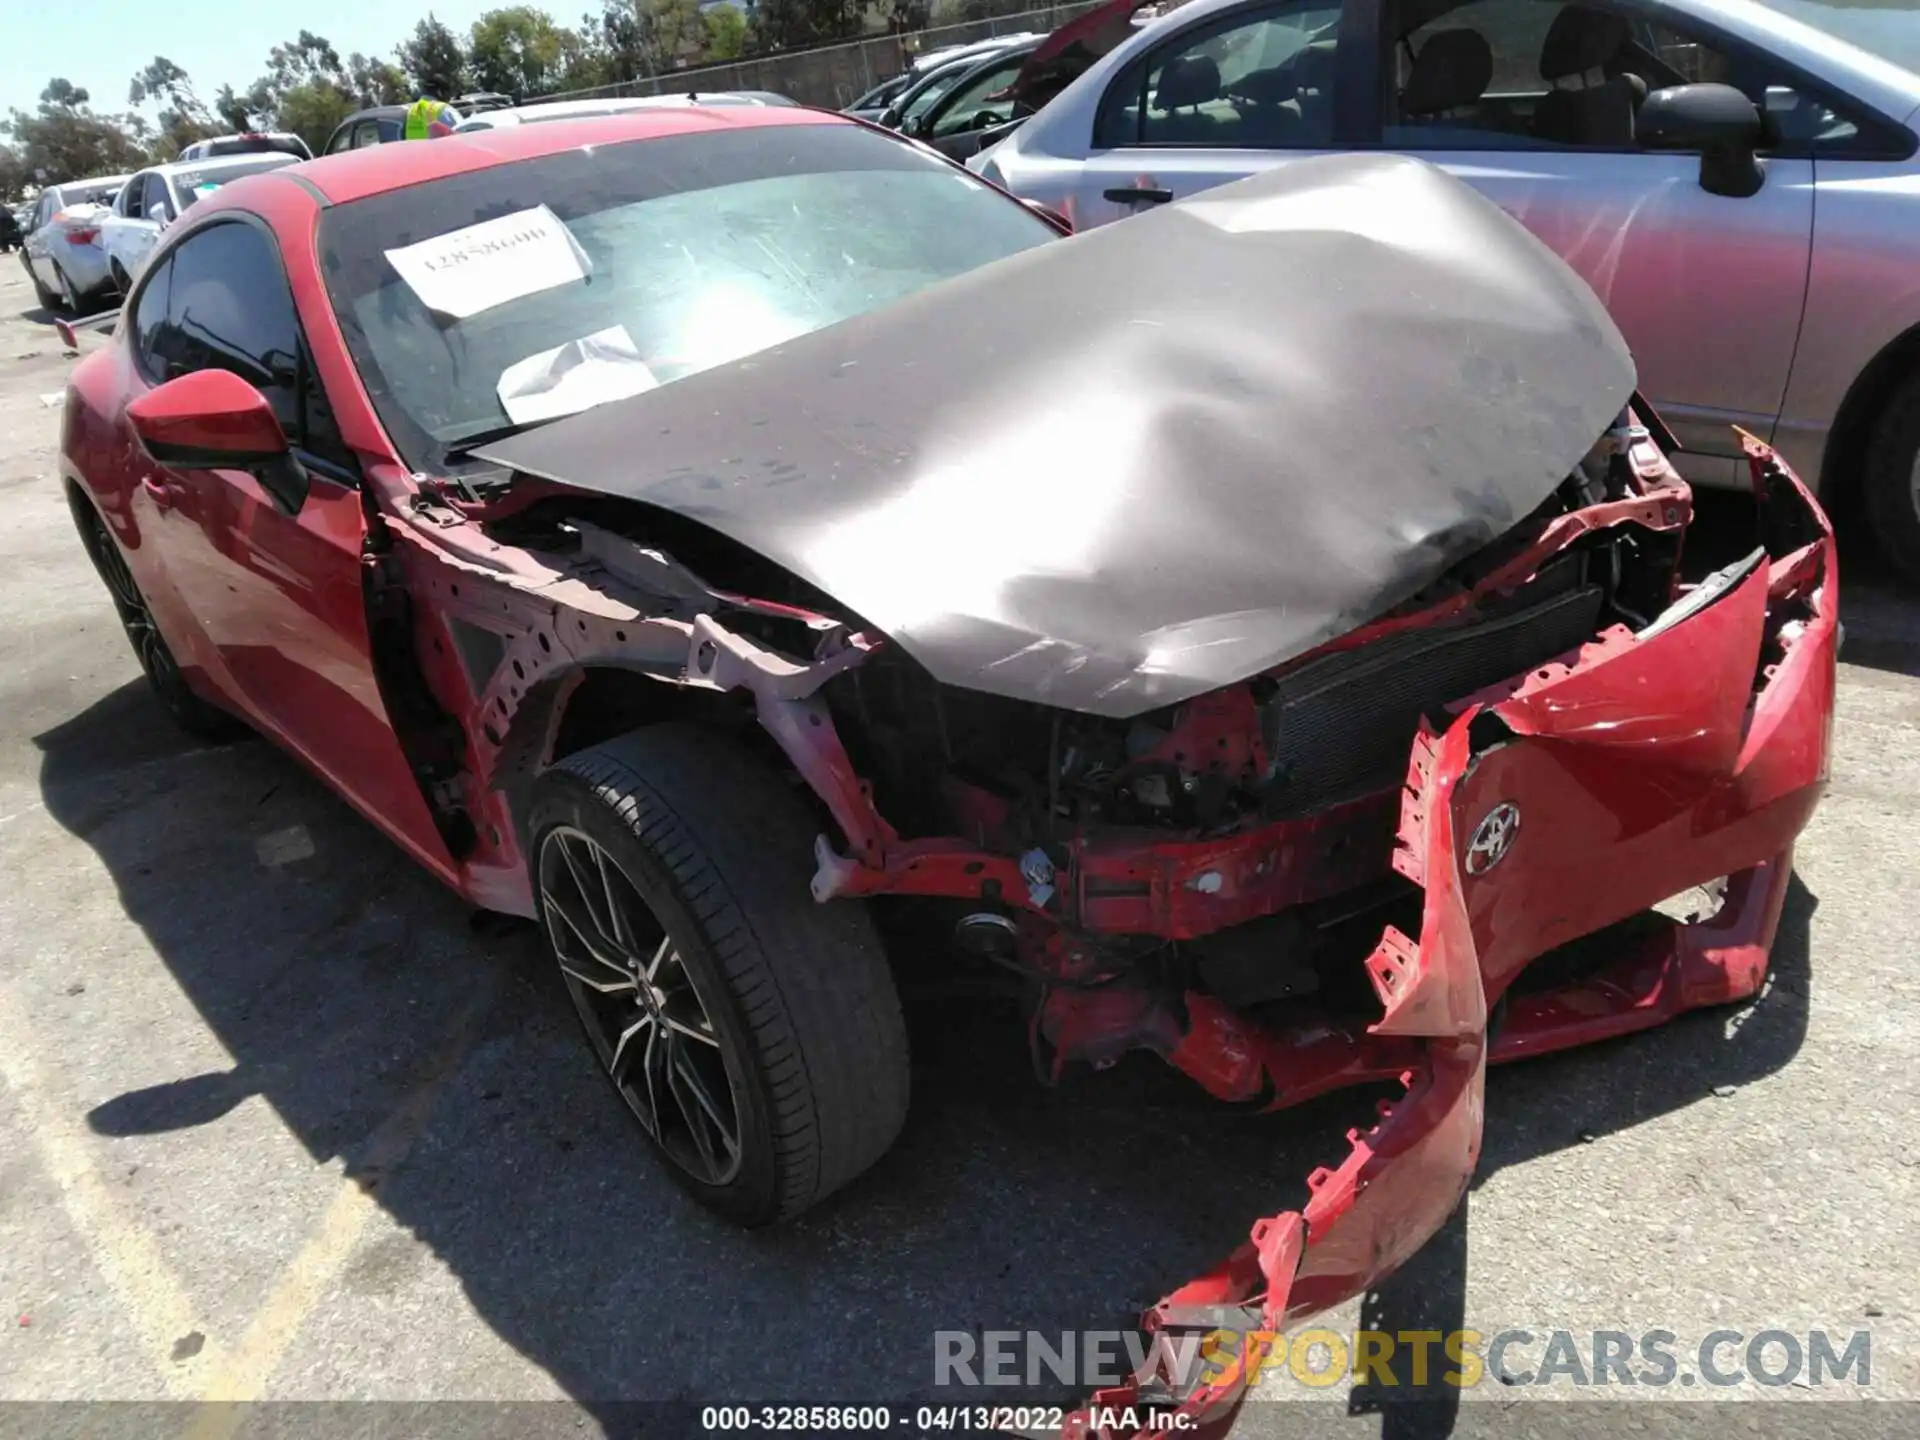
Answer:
481;154;1635;719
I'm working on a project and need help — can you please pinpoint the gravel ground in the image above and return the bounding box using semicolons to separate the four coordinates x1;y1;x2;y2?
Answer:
0;255;1915;1438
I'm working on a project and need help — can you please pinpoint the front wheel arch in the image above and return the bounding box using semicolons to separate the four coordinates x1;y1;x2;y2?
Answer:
1819;320;1920;517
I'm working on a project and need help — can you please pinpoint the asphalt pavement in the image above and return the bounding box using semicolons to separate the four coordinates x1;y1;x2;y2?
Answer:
0;256;1916;1437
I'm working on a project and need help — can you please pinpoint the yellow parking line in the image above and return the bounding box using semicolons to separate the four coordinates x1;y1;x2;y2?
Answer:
0;982;220;1397
180;970;501;1438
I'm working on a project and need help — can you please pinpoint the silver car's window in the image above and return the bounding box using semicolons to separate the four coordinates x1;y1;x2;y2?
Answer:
1381;0;1865;153
898;63;978;125
1765;0;1920;76
1097;2;1343;148
926;56;1028;139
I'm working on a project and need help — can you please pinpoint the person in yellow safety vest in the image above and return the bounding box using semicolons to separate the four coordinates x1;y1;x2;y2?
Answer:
403;98;463;139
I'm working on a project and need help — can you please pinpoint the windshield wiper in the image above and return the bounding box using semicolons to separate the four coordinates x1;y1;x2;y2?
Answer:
443;415;562;462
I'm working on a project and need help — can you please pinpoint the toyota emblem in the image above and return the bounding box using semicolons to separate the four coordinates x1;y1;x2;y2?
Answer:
1465;802;1520;875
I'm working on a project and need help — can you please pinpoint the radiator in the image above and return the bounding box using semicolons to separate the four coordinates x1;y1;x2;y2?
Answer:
1261;576;1603;810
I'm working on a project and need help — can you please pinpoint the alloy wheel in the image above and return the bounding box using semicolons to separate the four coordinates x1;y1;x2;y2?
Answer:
539;824;744;1185
89;513;185;696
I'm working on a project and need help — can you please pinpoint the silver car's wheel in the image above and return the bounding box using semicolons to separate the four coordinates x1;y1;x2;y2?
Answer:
541;824;746;1186
1864;371;1920;585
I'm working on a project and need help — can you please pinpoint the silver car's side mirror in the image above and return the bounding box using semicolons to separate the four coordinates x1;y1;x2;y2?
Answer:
150;202;172;228
1639;83;1765;200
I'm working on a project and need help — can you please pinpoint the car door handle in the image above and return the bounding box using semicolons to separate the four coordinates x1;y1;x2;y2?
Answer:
141;474;178;509
1104;185;1175;206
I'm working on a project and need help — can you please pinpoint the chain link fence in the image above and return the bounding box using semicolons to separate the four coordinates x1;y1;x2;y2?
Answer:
536;2;1109;112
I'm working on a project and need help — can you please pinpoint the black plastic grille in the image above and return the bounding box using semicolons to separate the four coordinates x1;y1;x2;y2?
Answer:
1262;579;1603;810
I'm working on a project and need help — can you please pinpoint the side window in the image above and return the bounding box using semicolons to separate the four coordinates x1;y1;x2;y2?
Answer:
120;177;146;219
1635;18;1863;155
1381;0;1871;154
928;59;1026;140
1097;2;1344;149
130;258;172;372
153;222;302;429
901;69;971;129
145;221;351;469
1383;0;1560;147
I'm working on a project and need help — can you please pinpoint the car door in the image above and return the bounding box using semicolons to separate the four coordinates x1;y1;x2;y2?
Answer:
101;173;141;279
1056;0;1358;227
131;216;456;871
915;52;1037;161
102;171;157;283
1372;0;1815;479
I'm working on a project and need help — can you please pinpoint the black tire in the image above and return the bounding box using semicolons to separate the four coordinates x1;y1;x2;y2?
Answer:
25;256;59;311
74;499;244;740
530;724;910;1226
1864;371;1920;584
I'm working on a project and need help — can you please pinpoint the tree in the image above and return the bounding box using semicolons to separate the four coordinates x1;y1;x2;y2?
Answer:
276;82;357;152
468;7;586;96
398;13;472;97
234;31;355;151
263;31;349;98
347;53;410;106
638;0;710;70
0;143;27;202
214;83;270;132
581;3;648;85
129;57;219;161
753;0;862;50
1;82;146;183
39;79;91;111
705;5;750;60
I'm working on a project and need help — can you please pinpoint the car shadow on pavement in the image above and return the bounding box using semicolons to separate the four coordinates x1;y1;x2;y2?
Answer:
34;681;1812;1435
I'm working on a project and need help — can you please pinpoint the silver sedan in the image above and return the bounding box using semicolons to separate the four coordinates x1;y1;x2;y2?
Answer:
18;175;129;315
974;0;1920;579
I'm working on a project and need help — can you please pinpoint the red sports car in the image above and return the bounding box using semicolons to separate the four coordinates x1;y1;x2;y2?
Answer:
58;107;1837;1433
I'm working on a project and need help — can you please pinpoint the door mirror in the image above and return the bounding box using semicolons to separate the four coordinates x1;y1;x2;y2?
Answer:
128;369;309;514
149;201;172;228
879;104;903;129
1638;83;1765;199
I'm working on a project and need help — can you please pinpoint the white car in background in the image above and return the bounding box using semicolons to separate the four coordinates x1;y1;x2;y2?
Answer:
972;0;1920;579
177;130;312;162
19;175;130;313
99;152;305;291
451;93;796;133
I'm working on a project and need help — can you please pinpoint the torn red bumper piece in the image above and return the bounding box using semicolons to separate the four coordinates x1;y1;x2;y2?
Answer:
1065;439;1836;1438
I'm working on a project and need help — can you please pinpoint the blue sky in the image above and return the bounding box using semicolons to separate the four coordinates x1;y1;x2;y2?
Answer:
2;1;504;120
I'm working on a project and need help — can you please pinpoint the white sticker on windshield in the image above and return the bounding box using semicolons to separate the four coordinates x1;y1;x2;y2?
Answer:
496;325;658;426
384;204;590;319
